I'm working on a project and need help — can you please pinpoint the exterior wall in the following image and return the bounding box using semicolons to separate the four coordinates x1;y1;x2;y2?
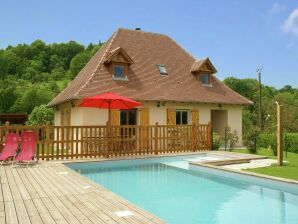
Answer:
227;106;243;145
53;101;243;145
211;110;228;137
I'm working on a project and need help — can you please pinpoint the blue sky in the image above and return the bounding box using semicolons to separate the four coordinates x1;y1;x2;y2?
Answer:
0;0;297;88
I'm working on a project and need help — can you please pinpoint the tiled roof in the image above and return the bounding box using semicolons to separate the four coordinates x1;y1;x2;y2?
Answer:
48;28;252;107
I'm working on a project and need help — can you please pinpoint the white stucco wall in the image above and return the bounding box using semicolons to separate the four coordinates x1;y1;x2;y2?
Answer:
53;101;244;145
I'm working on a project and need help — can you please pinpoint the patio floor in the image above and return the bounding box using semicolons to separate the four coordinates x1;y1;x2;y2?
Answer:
0;161;165;224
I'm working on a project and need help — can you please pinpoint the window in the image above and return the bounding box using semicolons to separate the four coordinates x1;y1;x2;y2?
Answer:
120;109;137;125
113;65;125;78
200;73;210;85
157;64;168;75
176;110;188;125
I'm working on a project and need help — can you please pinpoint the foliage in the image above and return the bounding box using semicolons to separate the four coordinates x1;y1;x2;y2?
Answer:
212;132;221;150
244;126;260;153
28;105;54;125
10;88;53;114
222;127;239;150
224;77;298;134
284;133;298;154
0;40;103;114
259;133;298;154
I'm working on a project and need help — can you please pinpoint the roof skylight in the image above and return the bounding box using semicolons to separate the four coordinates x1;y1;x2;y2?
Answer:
157;64;168;75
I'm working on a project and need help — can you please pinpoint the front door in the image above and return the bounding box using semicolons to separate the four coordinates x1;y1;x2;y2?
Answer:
120;109;137;152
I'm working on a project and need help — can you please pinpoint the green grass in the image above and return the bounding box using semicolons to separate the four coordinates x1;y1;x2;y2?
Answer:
232;148;298;181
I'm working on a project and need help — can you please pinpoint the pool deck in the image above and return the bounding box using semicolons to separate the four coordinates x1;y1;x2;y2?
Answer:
0;151;272;224
0;162;166;224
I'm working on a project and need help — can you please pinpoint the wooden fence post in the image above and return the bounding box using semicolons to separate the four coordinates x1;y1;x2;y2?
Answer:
154;122;158;155
277;104;283;166
5;121;10;136
208;121;212;150
191;122;195;152
45;121;51;161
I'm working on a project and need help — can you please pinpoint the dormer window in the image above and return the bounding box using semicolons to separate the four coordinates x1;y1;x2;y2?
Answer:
190;57;217;87
113;64;125;79
200;73;210;85
104;47;134;81
157;64;168;75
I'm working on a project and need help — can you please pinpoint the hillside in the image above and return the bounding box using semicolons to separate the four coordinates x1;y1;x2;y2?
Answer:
0;40;103;114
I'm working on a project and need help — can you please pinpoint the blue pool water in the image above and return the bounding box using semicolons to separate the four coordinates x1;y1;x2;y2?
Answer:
67;155;298;224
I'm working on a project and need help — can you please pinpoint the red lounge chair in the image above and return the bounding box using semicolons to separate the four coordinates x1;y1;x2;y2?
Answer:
13;131;37;166
0;133;19;165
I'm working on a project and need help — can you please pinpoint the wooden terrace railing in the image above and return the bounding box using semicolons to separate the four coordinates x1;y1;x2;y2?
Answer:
0;123;212;161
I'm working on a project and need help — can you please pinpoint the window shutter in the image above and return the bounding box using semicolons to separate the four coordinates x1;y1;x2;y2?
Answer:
110;109;120;125
140;108;149;125
191;109;199;125
167;108;176;125
66;108;71;126
61;109;65;126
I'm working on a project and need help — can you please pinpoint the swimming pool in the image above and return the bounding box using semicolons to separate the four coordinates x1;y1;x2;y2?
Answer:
67;154;298;224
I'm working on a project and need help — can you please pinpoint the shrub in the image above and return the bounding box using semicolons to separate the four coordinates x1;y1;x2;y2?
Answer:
212;132;221;150
229;129;239;149
244;126;260;154
259;133;277;155
222;127;239;150
284;133;298;154
259;133;298;155
28;105;54;125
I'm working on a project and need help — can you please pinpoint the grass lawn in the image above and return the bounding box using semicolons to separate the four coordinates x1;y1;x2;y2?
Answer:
232;148;298;181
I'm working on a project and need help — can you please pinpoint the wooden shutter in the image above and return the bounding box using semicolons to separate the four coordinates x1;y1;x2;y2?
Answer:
191;109;199;125
61;109;65;126
110;109;120;125
167;108;176;125
140;108;149;125
66;108;71;126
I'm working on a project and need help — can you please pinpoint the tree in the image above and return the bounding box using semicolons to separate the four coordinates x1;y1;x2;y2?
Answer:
0;86;18;113
0;51;8;80
10;88;53;113
28;105;54;125
68;51;93;79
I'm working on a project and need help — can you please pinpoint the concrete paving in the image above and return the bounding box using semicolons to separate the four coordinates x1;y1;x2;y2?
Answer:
222;159;278;170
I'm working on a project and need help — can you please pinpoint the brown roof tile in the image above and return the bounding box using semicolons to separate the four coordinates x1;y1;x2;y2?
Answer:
48;28;252;107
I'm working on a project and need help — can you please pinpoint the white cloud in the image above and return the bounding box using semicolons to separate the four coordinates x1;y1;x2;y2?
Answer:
282;8;298;36
268;2;285;16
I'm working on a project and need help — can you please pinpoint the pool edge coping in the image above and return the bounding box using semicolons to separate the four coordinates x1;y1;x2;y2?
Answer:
189;162;298;185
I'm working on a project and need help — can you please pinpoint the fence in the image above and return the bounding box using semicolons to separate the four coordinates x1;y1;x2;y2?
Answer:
0;123;212;160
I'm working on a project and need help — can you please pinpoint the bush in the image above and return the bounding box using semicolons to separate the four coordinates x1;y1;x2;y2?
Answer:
244;126;260;154
222;127;239;150
260;133;298;154
259;133;277;155
284;133;298;154
212;132;221;150
28;105;54;125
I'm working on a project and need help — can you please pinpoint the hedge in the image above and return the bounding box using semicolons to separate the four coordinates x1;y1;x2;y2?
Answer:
259;133;298;154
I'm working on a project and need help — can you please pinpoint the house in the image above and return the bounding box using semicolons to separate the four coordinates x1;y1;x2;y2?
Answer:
48;28;252;145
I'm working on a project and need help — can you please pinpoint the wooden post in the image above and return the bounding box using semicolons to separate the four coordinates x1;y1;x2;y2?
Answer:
277;104;283;166
154;122;158;155
5;121;10;136
208;121;212;150
191;122;195;152
45;121;51;161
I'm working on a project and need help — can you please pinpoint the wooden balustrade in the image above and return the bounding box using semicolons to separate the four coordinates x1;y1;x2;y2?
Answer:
0;123;211;160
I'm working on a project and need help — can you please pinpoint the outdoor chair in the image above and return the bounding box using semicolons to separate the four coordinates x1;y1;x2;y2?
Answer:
13;131;37;167
0;133;19;165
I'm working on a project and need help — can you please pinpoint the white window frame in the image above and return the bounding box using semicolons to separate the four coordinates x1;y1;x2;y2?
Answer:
176;110;189;125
